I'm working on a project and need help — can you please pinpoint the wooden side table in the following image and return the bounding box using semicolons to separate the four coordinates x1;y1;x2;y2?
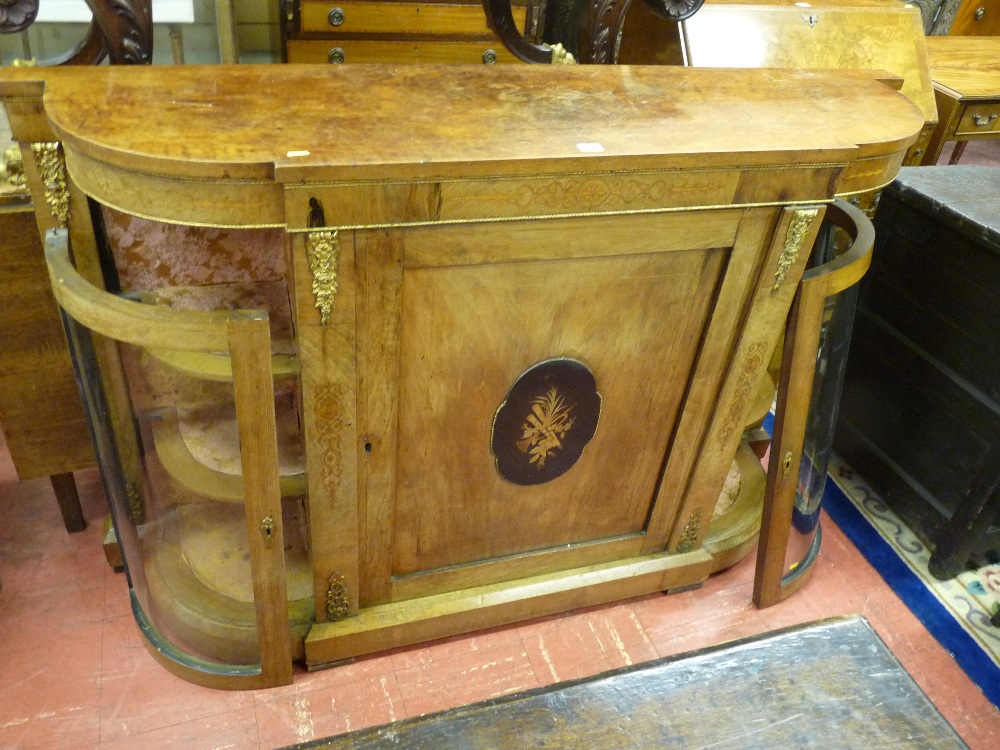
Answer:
0;114;94;533
922;36;1000;164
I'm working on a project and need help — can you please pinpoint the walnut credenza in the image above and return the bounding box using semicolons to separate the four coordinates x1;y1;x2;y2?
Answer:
0;63;921;689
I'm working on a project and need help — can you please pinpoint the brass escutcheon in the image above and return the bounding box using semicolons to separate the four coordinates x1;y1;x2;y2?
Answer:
260;515;275;548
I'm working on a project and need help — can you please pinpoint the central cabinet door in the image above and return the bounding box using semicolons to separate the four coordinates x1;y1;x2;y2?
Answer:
394;248;722;571
352;206;772;604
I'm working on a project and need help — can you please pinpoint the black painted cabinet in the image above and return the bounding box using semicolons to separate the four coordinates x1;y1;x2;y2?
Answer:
835;166;1000;564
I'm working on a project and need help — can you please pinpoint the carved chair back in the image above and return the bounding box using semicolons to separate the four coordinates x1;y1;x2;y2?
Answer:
0;0;152;65
481;0;702;64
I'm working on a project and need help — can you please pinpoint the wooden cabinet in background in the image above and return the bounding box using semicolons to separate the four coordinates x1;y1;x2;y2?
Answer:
0;0;152;535
950;0;1000;35
922;36;1000;164
280;0;546;64
679;0;938;167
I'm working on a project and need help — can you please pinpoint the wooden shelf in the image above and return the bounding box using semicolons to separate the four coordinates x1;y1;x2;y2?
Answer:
144;501;313;665
151;402;307;502
145;346;299;383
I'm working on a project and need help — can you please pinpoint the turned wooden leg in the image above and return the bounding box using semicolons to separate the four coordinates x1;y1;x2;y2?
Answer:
215;0;240;64
50;472;86;533
921;90;962;166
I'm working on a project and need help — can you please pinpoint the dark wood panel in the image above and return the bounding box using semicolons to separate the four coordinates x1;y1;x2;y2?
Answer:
291;616;966;750
835;166;1000;563
839;311;1000;522
863;203;1000;402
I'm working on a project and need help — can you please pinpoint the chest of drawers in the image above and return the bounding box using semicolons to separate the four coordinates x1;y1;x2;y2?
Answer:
281;0;546;64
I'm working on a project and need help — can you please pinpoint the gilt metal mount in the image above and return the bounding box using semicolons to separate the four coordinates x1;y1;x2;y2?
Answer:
773;208;819;293
31;141;70;228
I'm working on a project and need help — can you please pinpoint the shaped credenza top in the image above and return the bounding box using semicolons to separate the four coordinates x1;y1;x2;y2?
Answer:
0;64;923;227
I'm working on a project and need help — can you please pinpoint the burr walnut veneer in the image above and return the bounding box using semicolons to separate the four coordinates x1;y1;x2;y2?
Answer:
0;63;921;689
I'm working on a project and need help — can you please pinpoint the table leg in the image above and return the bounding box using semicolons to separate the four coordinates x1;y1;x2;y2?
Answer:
921;89;963;165
169;25;185;64
215;0;240;64
50;472;86;533
948;140;969;165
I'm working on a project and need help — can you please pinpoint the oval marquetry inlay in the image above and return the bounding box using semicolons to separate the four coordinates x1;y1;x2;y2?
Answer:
491;358;601;486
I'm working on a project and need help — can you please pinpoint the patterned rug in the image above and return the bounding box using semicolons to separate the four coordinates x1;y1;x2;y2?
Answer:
824;455;1000;708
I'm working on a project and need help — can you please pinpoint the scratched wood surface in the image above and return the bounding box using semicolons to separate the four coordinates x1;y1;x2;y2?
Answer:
0;64;922;186
289;616;968;750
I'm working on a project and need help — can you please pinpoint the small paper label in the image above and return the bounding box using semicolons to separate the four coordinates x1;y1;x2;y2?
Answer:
286;150;311;158
576;142;605;153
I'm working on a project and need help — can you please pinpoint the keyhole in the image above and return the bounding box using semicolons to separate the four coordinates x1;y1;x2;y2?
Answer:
781;451;794;478
260;515;275;548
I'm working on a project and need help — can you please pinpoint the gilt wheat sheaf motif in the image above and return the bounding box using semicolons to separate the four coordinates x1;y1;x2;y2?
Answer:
517;387;577;470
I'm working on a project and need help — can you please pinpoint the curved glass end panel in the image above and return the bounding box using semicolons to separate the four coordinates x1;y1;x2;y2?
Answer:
755;200;874;607
47;226;306;689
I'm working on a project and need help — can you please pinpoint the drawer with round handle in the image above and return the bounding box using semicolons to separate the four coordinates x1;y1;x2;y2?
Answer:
286;39;523;64
298;1;531;37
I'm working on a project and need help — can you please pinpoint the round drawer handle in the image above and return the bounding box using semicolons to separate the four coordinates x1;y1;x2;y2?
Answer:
482;49;498;64
975;7;986;20
329;8;345;26
972;113;997;127
328;47;346;64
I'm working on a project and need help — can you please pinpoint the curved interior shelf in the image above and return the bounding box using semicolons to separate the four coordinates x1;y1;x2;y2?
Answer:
151;400;307;502
703;440;766;572
129;281;298;383
144;500;313;665
145;346;299;383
